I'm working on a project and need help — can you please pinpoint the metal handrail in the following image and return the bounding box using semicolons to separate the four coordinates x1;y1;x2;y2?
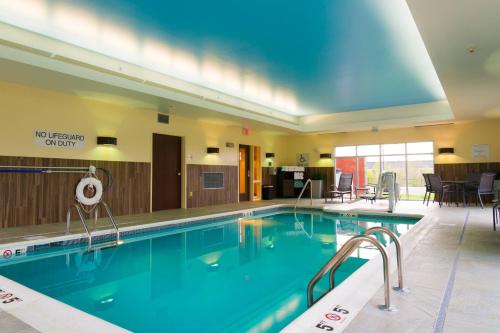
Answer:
294;178;313;210
66;201;122;250
365;227;406;292
307;235;395;311
67;204;93;248
101;201;121;245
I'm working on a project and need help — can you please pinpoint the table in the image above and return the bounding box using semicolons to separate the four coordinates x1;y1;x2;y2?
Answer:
442;180;469;207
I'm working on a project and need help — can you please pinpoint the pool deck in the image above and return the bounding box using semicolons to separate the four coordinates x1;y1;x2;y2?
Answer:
340;200;500;333
1;199;499;332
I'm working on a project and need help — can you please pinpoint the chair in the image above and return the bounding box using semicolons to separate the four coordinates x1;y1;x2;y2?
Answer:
493;200;499;231
427;174;454;207
422;174;432;204
325;173;353;203
466;173;496;208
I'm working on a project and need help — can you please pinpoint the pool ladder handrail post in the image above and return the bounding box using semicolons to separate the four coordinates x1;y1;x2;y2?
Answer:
365;226;407;292
100;201;121;245
294;178;313;210
66;204;93;249
307;235;396;311
66;201;121;250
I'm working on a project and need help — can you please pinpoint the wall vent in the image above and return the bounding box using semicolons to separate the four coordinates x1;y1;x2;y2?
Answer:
158;113;169;124
203;172;224;189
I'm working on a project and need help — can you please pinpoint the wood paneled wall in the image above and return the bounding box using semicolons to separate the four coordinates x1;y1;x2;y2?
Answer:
305;167;336;193
0;156;150;228
434;162;500;180
186;164;238;208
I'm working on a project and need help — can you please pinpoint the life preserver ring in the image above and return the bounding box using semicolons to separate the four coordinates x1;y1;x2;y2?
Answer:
76;177;103;206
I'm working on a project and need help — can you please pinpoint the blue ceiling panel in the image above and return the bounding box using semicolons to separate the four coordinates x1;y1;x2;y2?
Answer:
50;0;445;114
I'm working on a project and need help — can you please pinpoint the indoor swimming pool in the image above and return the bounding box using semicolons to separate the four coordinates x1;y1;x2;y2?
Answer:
0;210;419;332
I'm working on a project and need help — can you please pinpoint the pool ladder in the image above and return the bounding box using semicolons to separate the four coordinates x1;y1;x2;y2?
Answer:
294;178;313;210
307;227;406;311
66;201;122;251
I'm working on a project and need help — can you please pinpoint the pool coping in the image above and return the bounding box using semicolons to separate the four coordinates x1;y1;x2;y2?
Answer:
0;204;424;333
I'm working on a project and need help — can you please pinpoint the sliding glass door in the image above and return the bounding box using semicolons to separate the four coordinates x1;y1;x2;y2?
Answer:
334;141;434;200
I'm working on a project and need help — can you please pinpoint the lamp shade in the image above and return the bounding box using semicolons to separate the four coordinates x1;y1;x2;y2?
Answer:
265;153;275;158
438;147;454;154
207;147;219;154
97;136;117;145
320;153;332;159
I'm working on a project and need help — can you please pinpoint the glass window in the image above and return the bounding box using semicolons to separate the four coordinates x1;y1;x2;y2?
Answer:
334;141;434;201
407;141;433;154
357;145;380;156
335;146;356;157
381;143;405;155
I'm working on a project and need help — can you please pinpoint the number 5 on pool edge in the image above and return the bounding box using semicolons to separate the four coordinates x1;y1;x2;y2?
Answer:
316;321;334;331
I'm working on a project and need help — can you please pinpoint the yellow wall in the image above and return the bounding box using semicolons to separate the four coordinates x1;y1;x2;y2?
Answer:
284;121;500;166
0;81;288;166
1;80;498;171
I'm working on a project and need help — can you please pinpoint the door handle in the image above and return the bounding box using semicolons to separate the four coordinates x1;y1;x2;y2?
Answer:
177;172;181;176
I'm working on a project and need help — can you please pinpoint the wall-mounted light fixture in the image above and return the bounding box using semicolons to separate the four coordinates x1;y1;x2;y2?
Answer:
438;147;454;154
207;147;219;154
97;136;117;145
265;153;275;158
320;153;332;159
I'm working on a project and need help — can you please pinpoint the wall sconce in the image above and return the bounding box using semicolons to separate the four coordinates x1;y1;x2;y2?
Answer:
265;153;275;158
320;153;332;159
207;147;219;154
438;147;454;154
97;136;117;145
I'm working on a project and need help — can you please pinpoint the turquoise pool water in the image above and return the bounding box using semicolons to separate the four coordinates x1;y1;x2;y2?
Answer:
0;210;418;332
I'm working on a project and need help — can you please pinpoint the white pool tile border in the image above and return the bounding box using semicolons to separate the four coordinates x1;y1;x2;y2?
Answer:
282;212;434;333
0;276;130;333
0;204;291;253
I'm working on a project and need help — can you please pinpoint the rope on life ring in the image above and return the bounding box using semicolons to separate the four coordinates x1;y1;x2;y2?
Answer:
75;177;103;206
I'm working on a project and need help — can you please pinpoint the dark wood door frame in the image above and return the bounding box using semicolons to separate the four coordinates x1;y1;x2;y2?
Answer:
152;133;182;211
239;144;251;202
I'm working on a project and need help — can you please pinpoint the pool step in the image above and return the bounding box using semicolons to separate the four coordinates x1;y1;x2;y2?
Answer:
88;239;123;251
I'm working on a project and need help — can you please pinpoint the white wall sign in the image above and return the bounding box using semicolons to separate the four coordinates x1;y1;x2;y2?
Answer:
471;144;489;158
34;130;85;149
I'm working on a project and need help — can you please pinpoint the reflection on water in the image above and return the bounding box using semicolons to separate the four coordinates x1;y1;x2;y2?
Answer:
0;212;415;333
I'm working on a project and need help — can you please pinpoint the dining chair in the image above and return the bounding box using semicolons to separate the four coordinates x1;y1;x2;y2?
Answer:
466;173;496;208
493;200;499;231
422;173;432;204
427;174;454;207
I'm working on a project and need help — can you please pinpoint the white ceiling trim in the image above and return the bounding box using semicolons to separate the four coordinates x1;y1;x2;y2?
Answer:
299;100;454;133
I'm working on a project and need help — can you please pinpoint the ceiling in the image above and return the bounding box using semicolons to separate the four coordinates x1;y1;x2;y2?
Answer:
407;0;500;121
0;0;498;131
0;0;445;116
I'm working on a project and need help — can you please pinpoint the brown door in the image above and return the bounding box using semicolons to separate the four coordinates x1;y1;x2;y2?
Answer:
152;133;182;211
239;145;251;201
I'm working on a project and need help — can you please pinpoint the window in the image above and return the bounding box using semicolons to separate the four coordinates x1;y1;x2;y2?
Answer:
334;141;434;200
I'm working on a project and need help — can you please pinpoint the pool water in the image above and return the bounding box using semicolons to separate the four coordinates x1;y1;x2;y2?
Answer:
0;210;418;333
